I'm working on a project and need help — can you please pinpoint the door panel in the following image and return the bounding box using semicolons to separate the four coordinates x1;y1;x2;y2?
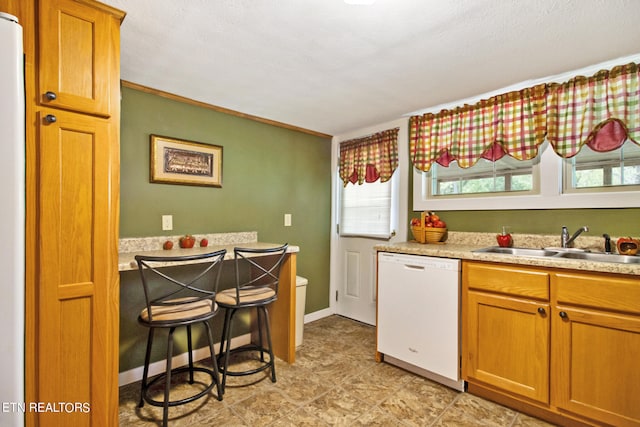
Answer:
345;251;361;297
39;0;111;116
552;307;640;426
336;244;377;325
466;291;550;403
37;109;112;426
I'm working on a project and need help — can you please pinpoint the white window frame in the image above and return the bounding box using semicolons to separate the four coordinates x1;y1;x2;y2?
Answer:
426;154;539;198
562;140;640;193
413;143;640;210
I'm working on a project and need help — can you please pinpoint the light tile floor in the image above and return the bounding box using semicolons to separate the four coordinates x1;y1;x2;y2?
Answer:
119;315;556;426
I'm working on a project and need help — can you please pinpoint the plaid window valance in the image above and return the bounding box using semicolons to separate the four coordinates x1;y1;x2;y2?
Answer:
547;62;640;158
409;85;547;171
410;62;640;170
339;128;399;186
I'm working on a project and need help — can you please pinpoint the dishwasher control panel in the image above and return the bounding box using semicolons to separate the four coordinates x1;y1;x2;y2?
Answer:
378;252;459;271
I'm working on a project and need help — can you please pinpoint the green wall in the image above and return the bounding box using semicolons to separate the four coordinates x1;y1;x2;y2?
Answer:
119;87;332;371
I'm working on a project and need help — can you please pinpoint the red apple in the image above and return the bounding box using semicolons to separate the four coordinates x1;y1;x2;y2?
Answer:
496;233;513;248
200;238;208;247
163;240;173;250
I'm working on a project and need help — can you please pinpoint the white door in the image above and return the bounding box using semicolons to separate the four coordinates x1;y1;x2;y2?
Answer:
335;205;387;325
330;119;408;326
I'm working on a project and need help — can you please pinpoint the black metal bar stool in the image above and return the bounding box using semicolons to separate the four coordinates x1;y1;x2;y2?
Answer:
215;244;288;394
134;249;226;427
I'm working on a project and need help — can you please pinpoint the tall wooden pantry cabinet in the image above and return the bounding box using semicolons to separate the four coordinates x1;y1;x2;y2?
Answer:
0;0;124;425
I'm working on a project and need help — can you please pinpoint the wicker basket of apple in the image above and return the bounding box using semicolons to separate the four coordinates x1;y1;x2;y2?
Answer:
410;211;447;244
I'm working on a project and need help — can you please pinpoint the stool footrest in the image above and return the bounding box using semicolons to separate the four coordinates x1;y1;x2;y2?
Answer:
218;345;273;377
141;366;221;408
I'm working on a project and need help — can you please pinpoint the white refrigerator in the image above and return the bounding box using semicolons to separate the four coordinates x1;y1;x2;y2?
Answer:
0;10;25;427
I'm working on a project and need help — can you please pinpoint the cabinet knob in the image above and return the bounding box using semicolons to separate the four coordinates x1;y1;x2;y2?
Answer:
537;307;546;315
559;311;568;319
44;91;57;101
44;114;57;124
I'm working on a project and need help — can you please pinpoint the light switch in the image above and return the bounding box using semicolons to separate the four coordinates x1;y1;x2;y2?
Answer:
162;215;173;231
284;214;292;227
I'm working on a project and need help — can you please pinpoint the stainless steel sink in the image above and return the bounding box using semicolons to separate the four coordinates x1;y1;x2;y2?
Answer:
473;247;559;257
555;251;640;264
473;246;640;264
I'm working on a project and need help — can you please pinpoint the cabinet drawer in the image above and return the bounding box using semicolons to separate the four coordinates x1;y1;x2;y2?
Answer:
463;261;549;300
554;272;640;315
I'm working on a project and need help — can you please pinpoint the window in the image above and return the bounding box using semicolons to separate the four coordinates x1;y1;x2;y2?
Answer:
337;127;400;238
339;178;394;238
429;155;537;197
564;139;640;192
414;142;640;210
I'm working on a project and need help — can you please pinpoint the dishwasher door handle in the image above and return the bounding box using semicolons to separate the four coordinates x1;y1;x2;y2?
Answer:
404;264;425;271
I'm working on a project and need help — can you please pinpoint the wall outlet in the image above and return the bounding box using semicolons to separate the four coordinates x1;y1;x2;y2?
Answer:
284;213;292;227
162;215;173;231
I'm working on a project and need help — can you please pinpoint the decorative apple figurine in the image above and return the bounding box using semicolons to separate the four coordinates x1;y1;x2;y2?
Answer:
496;226;513;248
163;240;173;250
200;238;208;247
179;235;196;248
616;237;639;255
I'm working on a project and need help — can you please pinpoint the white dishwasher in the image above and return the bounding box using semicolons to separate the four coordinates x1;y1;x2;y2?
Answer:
377;252;464;391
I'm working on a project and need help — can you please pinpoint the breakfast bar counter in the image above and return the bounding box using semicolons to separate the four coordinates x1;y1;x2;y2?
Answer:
119;241;299;272
118;232;299;366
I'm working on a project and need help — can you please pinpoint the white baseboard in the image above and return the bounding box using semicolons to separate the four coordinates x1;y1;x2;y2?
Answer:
118;333;251;387
303;307;333;324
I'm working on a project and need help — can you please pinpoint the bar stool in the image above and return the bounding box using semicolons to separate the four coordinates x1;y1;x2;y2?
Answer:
134;249;226;427
216;244;288;393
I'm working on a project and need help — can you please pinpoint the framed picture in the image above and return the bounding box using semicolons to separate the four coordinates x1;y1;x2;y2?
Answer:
150;135;223;187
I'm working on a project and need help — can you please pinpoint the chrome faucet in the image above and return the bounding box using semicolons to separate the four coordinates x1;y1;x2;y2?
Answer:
561;226;589;248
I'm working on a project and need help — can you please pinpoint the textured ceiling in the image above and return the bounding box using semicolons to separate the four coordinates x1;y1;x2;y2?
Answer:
103;0;640;136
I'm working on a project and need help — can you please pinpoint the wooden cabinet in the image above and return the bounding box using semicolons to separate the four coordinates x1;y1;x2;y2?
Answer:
465;291;550;403
38;0;114;116
552;272;640;427
0;0;125;425
36;108;117;426
463;262;550;403
463;261;640;427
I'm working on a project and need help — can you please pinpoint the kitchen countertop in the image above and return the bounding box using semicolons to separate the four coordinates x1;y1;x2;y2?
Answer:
375;232;640;276
119;242;299;272
118;231;298;272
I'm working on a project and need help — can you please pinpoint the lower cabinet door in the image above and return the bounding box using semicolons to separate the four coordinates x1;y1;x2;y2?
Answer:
465;291;550;403
552;306;640;427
